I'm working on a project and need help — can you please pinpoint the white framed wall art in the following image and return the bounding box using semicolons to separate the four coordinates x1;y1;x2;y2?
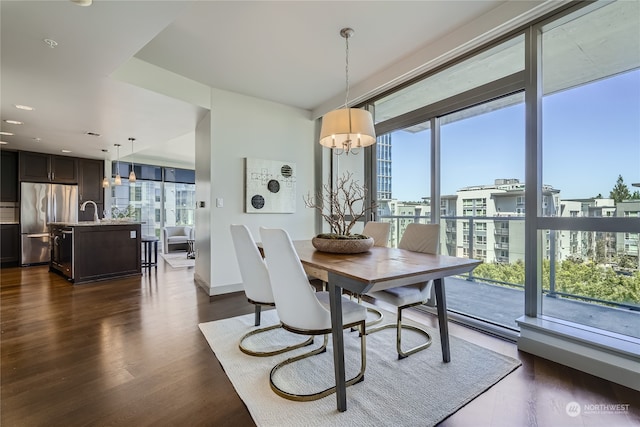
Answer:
245;158;296;213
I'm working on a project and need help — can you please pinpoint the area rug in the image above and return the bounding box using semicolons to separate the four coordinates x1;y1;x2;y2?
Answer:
160;252;195;268
199;308;521;427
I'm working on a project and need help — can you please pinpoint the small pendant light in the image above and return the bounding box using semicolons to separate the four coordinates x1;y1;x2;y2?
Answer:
114;143;122;186
128;137;136;183
101;149;110;188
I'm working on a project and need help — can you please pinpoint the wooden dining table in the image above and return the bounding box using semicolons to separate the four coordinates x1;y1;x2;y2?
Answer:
289;240;482;412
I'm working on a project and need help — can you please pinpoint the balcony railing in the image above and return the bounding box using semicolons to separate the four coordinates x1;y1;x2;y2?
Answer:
377;214;640;314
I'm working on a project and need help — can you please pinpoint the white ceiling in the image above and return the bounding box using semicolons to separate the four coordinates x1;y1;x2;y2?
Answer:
2;0;550;169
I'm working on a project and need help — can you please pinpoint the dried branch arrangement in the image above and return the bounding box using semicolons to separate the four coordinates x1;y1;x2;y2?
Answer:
304;171;376;237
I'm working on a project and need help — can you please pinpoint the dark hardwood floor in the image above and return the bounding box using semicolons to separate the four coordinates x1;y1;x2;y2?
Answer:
1;263;638;426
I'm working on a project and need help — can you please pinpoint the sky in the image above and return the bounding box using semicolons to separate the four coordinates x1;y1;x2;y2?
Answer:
390;69;640;201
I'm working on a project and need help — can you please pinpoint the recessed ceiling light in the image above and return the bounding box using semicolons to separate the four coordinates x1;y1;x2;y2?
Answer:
4;120;23;125
0;141;8;145
43;38;58;49
61;149;72;153
70;0;92;6
33;137;42;142
0;131;14;136
15;104;34;111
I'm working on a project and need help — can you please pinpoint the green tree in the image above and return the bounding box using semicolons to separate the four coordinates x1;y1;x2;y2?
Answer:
472;259;640;305
632;190;640;200
609;175;631;203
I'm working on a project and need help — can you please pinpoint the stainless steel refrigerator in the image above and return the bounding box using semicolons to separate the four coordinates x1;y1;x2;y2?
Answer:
20;182;78;266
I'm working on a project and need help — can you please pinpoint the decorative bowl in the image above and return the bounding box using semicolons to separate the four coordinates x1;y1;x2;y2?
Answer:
311;236;374;254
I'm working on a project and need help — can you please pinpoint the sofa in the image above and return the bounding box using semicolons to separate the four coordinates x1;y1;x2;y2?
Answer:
163;226;194;253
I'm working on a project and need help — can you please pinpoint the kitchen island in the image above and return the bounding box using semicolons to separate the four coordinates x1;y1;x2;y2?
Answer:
49;221;142;284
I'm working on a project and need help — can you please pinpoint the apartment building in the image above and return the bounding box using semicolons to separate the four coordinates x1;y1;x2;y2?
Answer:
383;178;639;269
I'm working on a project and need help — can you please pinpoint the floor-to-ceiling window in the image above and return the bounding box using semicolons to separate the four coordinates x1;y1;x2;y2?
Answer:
111;163;196;247
164;182;196;227
439;93;526;331
371;34;526;334
538;0;640;338
375;124;431;247
364;1;639;343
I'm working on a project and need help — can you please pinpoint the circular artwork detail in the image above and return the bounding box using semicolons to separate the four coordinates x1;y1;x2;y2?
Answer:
251;194;265;209
267;179;280;193
281;165;293;177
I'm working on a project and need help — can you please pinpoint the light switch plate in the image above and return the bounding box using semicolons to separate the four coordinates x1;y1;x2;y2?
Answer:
216;198;223;208
130;231;136;238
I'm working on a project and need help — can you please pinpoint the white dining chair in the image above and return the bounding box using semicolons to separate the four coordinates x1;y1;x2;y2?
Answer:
363;221;391;247
366;223;438;359
259;227;367;402
352;221;391;326
230;224;312;356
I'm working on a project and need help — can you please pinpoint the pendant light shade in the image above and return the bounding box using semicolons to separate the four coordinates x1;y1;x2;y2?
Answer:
320;27;375;155
128;137;136;183
319;108;376;150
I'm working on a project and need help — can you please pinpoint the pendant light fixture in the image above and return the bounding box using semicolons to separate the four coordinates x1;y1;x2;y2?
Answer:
128;137;136;183
101;149;110;188
319;27;376;155
114;143;122;186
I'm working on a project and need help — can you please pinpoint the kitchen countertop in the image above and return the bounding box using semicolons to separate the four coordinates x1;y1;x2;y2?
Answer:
48;221;144;227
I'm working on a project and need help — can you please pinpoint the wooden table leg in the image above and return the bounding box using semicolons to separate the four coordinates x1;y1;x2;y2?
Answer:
328;273;347;412
434;277;450;362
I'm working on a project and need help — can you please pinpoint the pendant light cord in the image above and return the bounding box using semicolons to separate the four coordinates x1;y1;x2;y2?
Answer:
344;32;350;108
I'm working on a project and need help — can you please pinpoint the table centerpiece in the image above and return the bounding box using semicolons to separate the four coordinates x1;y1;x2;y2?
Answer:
304;172;376;254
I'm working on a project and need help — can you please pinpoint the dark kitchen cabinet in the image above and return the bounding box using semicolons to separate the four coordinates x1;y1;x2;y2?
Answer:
19;151;78;183
78;158;104;204
71;223;141;284
1;150;18;202
0;224;19;266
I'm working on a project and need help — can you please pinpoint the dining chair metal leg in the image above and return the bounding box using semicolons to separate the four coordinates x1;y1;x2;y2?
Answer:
357;295;384;327
254;304;261;326
366;302;432;359
240;300;314;357
239;323;315;357
269;321;367;402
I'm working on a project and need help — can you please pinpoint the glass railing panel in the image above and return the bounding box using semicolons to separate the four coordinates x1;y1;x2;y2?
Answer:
380;214;526;331
540;228;640;338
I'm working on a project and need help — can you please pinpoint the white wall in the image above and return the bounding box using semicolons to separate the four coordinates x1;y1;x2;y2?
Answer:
197;88;316;296
194;112;212;287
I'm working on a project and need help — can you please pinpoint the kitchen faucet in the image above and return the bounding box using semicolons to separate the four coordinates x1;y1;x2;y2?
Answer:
80;200;99;222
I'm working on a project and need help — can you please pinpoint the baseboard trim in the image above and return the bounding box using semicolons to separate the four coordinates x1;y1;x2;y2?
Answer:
193;273;243;296
209;282;243;296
